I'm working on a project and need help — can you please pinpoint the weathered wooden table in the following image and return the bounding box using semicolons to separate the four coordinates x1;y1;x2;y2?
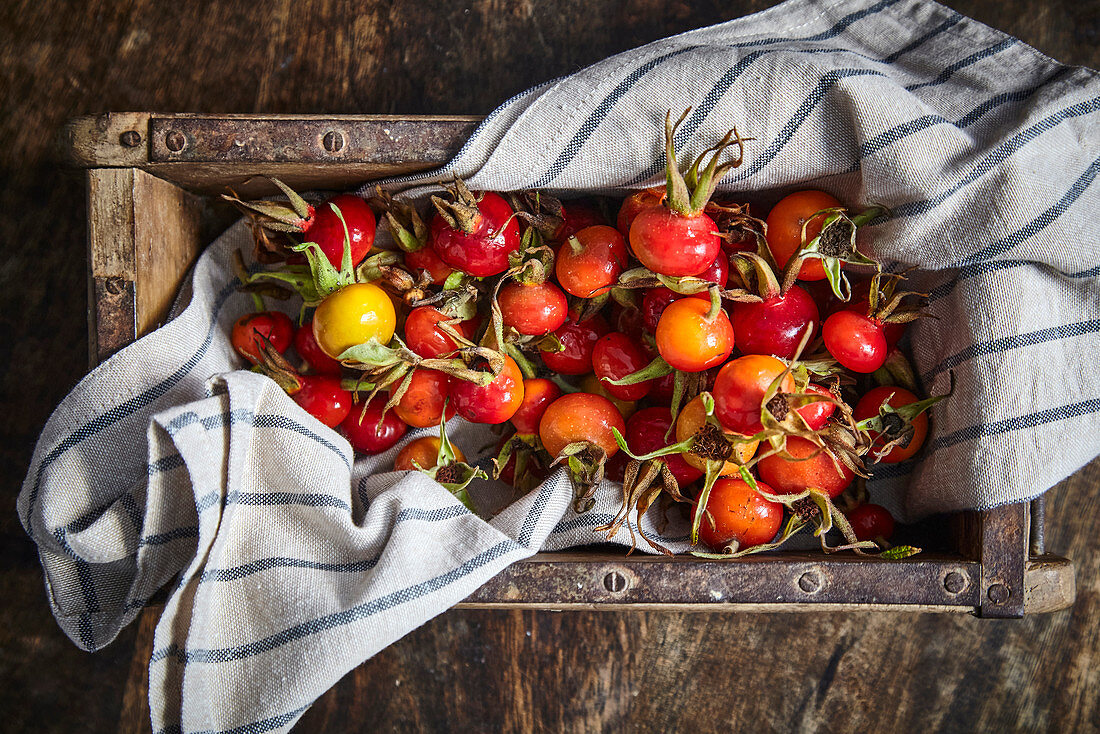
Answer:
2;2;1097;732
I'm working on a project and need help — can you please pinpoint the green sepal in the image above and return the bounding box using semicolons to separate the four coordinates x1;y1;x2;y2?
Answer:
610;428;694;462
606;355;672;387
855;391;948;434
337;337;403;367
880;545;922;560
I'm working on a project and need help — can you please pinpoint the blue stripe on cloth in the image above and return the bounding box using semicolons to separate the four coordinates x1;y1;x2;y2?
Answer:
891;95;1100;220
727;67;886;183
149;453;186;474
227;492;351;512
139;527;200;547
149;538;523;665
197;505;468;583
253;414;350;470
952;155;1100;267
517;479;556;548
929;397;1100;452
23;277;243;529
928;258;1100;304
921;319;1100;383
904;38;1015;92
164;409;350;470
529;44;706;188
153;704;312;734
881;14;962;63
539;0;905;188
54;410;354;547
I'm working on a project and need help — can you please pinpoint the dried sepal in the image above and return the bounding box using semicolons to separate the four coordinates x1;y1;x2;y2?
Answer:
662;109;752;216
412;416;484;513
430;177;483;233
221;177;315;234
506;190;565;240
549;441;609;513
784;205;887;301
373;186;429;253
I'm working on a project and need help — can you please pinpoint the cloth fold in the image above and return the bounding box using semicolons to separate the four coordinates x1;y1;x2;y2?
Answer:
19;0;1100;731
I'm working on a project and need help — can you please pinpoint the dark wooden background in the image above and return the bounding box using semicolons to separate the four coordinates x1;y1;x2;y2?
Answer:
2;1;1098;732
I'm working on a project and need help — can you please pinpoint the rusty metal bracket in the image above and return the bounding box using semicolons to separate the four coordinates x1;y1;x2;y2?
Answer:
148;116;478;165
977;504;1028;618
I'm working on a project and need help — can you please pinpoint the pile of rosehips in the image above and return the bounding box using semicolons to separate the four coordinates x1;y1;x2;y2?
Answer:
226;111;943;559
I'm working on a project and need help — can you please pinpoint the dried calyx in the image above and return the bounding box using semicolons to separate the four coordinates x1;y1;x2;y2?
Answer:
705;199;767;248
787;204;887;300
430;177;484;233
662;108;751;217
222;177;316;234
507;190;566;240
861;270;933;326
410;418;485;513
547;441;612;513
374;186;429;253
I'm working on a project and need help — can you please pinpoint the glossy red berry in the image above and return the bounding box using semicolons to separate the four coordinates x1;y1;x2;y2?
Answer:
294;318;343;376
712;355;795;435
540;314;610;375
307;195;376;269
847;503;895;541
404;306;475;359
498;281;568;336
538;392;625;459
450;356;524;424
556;225;627;298
654;297;734;372
342;399;408;454
823;310;888;373
405;245;455;285
292;375;352;428
757;436;854;498
430;191;520;277
231;311;294;364
641;288;680;333
796;383;837;431
629;207;721;277
625;407;703;488
510;378;563;435
697;478;784;550
393;369;454;428
730;284;820;360
592;332;653;401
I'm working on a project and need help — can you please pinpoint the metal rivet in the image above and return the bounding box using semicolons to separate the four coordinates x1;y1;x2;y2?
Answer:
104;276;127;295
322;130;345;153
119;130;141;148
987;583;1010;604
798;571;823;593
943;571;967;594
164;130;187;152
603;571;627;593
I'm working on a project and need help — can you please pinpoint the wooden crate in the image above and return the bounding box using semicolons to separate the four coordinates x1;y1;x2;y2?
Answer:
67;112;1075;619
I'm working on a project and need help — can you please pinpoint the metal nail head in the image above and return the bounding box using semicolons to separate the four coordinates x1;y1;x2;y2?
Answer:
987;583;1010;604
105;276;127;295
119;130;142;148
322;130;345;153
165;130;187;152
943;571;967;594
798;571;823;593
603;570;627;593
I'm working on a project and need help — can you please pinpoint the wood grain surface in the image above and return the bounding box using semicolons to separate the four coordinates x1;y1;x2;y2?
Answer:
1;1;1097;732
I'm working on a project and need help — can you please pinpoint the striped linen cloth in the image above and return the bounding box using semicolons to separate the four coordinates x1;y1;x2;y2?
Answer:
18;0;1099;731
